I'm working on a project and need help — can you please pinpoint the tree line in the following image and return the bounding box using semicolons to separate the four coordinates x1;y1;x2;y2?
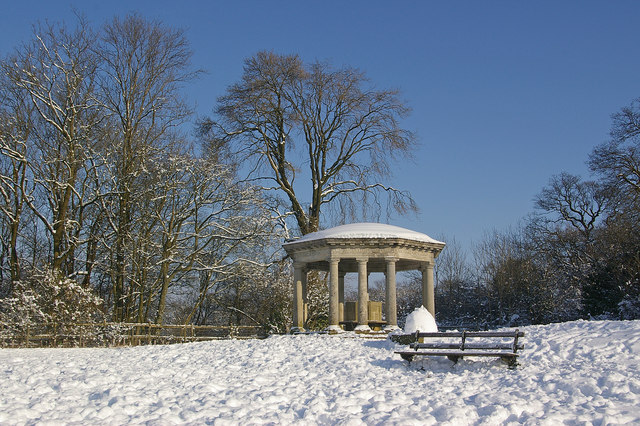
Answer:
433;102;640;326
0;14;293;335
1;13;638;342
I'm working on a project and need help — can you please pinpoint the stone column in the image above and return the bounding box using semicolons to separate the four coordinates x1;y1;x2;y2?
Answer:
356;258;370;332
292;262;305;332
338;272;346;323
385;257;399;330
421;261;435;317
327;257;342;333
301;267;308;324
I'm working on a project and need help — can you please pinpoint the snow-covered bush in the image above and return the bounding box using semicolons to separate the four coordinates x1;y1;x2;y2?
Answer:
42;272;103;324
0;281;49;341
618;295;640;320
0;270;104;346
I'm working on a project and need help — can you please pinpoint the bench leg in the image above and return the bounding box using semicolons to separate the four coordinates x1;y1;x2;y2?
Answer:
447;355;461;364
400;353;414;362
500;356;518;368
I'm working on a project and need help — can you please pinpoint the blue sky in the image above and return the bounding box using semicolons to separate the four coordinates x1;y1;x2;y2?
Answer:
2;1;640;253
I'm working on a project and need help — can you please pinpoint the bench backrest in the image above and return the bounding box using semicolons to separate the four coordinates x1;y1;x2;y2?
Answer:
410;342;525;351
411;329;524;353
415;330;524;339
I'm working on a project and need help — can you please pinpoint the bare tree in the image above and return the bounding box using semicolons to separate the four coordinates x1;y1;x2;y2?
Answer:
0;69;34;285
206;51;417;235
2;17;101;278
586;99;640;317
435;237;471;291
525;173;621;319
472;229;555;325
534;173;609;241
590;99;640;201
433;237;477;324
529;174;609;288
96;13;199;321
148;155;278;325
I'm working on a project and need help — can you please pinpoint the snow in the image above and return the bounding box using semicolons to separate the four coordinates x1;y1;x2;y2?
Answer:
403;306;439;333
287;222;444;245
1;320;640;424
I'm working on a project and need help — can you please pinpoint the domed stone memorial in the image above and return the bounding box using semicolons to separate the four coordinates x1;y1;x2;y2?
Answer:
282;223;445;333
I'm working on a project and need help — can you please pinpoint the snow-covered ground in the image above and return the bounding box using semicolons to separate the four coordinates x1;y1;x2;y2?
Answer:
1;320;639;425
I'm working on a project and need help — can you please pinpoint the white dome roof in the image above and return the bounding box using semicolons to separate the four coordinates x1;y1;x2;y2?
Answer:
291;223;443;244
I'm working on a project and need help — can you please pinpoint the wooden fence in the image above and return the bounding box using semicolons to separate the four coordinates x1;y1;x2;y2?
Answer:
0;322;268;348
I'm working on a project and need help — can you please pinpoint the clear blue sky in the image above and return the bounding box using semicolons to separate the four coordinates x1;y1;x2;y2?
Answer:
2;1;640;253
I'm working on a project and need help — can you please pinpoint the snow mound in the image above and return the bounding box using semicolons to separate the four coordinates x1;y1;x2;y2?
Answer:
403;305;438;333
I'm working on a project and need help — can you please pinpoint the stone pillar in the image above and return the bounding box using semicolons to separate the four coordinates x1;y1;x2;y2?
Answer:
385;257;399;330
327;257;342;333
421;261;435;317
301;267;308;324
292;262;305;332
338;272;345;323
356;258;370;332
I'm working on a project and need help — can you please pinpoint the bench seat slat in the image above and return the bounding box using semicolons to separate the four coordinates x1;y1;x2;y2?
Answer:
395;350;519;358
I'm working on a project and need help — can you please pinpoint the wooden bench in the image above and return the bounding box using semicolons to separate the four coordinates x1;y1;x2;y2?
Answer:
394;329;524;367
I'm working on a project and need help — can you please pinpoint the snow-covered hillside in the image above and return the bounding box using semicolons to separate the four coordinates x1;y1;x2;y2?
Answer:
1;320;639;425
